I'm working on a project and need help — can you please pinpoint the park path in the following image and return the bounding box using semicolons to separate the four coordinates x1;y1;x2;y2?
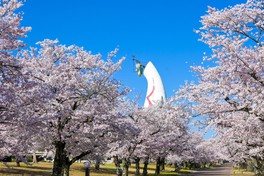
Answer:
179;163;233;176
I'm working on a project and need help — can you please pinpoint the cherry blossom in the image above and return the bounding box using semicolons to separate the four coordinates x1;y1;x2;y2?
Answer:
178;0;264;174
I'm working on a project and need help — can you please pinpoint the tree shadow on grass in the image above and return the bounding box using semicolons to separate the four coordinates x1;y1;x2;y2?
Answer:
148;174;179;176
129;165;156;171
90;168;117;174
23;165;53;171
0;168;51;176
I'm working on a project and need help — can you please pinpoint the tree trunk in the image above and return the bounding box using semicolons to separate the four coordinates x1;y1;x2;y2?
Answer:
247;162;254;172
16;158;20;167
52;141;66;176
143;157;149;176
114;155;122;176
182;162;186;169
160;157;165;171
189;162;193;169
122;158;129;176
63;164;70;176
174;163;177;172
135;157;140;176
253;158;264;176
155;156;161;175
113;156;120;167
174;163;180;172
95;159;100;170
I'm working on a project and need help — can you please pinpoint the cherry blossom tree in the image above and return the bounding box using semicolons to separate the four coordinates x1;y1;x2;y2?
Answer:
141;100;190;175
20;39;133;176
108;98;191;176
0;2;136;176
165;132;227;171
193;138;227;167
0;0;31;158
177;0;264;174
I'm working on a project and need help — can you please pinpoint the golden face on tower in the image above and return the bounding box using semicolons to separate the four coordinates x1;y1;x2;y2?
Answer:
135;63;144;77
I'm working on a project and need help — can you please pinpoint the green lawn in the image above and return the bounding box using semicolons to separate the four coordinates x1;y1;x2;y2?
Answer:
0;162;191;176
3;162;256;176
231;168;255;176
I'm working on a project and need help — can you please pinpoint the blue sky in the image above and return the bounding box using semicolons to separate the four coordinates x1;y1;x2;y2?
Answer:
20;0;246;138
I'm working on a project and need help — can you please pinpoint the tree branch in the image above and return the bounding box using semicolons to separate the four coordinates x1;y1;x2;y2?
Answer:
69;150;92;166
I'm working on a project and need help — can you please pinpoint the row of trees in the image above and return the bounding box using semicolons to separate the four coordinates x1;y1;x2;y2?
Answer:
0;0;263;176
177;0;264;175
107;100;227;176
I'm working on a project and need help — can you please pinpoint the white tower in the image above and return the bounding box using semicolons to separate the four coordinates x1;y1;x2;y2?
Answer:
135;61;166;107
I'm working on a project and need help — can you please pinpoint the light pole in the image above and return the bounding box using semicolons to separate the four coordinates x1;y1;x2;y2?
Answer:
117;166;123;176
84;161;90;176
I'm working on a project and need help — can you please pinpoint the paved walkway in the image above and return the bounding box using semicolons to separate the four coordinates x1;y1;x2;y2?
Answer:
179;163;233;176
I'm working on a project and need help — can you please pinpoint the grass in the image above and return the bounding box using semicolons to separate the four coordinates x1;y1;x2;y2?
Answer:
0;162;191;176
231;168;255;176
